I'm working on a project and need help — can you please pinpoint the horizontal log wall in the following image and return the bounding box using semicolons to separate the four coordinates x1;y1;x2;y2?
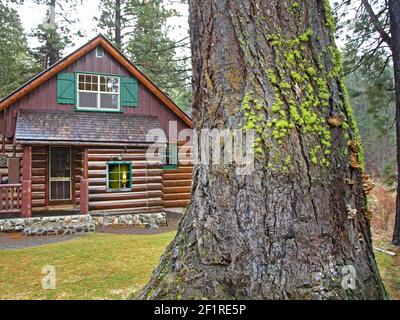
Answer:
31;146;46;210
163;142;193;209
86;147;164;213
73;147;83;207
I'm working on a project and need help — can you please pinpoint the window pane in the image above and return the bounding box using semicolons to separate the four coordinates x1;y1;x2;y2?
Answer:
164;144;177;166
51;148;71;178
101;76;119;93
108;163;131;190
100;94;119;109
79;92;98;108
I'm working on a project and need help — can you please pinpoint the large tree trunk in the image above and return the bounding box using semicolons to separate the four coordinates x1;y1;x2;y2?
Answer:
140;0;387;299
390;0;400;246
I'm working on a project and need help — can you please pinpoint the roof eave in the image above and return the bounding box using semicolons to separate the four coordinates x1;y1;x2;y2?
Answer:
0;34;193;128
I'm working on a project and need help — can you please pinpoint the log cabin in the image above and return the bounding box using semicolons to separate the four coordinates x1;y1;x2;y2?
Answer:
0;35;193;218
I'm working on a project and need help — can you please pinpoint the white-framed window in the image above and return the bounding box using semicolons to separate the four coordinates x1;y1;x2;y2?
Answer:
96;47;104;58
77;73;120;111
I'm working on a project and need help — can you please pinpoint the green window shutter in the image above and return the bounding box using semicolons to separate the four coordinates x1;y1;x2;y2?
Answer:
57;73;76;105
121;76;139;107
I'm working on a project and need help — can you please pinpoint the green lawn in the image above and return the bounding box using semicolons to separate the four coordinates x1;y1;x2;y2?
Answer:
373;241;400;300
0;231;398;300
0;232;175;300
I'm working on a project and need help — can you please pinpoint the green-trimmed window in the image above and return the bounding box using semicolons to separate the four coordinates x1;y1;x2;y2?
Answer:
107;162;132;191
77;73;120;111
163;143;178;170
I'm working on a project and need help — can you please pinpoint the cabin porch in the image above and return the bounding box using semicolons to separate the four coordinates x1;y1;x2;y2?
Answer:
0;142;166;219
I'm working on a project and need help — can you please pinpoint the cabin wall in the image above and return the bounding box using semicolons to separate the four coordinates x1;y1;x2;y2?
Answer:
0;141;191;214
0;45;193;214
85;147;164;213
29;146;82;213
163;142;193;209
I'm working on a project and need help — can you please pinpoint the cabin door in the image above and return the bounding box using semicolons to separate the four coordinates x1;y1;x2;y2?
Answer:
49;147;72;202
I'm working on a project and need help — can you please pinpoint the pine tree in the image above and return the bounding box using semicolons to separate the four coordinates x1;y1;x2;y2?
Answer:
0;2;38;99
30;0;82;69
97;0;192;112
335;0;400;246
345;64;396;181
139;0;387;300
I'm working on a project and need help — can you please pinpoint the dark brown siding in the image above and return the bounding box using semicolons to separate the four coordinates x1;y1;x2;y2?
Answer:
84;147;163;213
31;146;46;211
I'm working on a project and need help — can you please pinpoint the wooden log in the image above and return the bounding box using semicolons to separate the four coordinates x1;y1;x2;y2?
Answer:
163;186;192;194
163;173;193;181
164;193;191;201
163;180;193;188
21;145;32;217
164;200;190;208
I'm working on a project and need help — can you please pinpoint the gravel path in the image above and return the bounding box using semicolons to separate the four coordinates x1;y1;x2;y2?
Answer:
0;232;86;250
0;211;183;250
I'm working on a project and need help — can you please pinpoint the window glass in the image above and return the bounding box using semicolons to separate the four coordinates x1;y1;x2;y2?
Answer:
163;144;178;168
79;92;97;109
107;162;132;191
96;47;104;58
100;76;119;93
77;74;120;111
100;94;119;109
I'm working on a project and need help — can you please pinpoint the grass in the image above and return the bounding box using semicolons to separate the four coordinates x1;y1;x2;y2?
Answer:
0;232;176;300
375;250;400;299
369;183;400;300
373;238;400;300
0;195;399;300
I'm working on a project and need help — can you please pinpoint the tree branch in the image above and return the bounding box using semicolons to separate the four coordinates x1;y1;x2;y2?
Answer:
361;0;392;48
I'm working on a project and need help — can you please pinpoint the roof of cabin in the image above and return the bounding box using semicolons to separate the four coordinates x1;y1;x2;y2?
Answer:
0;34;192;128
16;110;167;146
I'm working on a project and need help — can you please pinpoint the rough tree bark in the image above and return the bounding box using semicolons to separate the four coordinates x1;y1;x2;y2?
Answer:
139;0;387;299
390;0;400;246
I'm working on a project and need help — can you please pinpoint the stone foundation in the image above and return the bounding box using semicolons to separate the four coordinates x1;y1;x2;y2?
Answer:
0;212;167;234
23;222;96;237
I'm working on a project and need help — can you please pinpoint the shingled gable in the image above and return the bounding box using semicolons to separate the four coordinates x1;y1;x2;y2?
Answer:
0;34;192;128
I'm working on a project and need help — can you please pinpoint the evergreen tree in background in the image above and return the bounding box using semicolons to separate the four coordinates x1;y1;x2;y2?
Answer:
345;59;396;183
334;0;400;246
97;0;192;113
30;0;83;69
0;2;38;99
